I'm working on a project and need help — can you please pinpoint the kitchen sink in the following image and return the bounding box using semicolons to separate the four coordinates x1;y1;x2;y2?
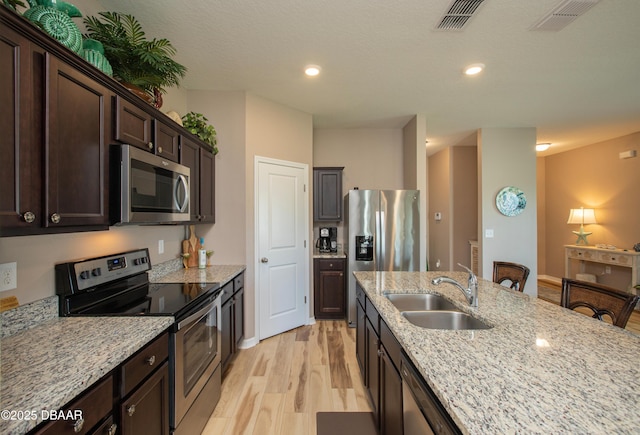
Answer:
401;311;492;330
384;293;459;312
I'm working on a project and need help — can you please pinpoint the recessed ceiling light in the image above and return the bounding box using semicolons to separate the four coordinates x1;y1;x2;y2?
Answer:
464;63;485;76
536;143;551;152
304;65;321;77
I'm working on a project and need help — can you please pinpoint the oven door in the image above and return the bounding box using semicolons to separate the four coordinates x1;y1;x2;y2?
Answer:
173;293;222;427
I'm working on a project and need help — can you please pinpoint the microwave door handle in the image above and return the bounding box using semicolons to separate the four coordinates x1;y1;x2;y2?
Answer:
175;174;189;212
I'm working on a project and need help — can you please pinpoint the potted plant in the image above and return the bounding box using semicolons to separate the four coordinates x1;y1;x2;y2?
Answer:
82;11;186;105
181;112;218;155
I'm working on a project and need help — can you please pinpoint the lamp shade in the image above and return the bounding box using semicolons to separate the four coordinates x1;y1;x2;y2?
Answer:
567;207;597;225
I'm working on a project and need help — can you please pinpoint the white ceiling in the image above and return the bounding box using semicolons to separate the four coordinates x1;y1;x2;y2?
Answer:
99;0;640;156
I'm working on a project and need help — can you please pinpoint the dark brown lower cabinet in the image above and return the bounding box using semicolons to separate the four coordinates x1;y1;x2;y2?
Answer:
31;376;114;435
221;273;245;374
357;283;404;435
314;258;346;319
120;362;169;435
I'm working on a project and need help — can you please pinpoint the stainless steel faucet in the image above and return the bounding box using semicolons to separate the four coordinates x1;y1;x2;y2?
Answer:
431;264;478;308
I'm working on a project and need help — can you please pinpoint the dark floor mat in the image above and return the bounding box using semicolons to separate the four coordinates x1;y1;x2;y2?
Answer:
316;412;377;435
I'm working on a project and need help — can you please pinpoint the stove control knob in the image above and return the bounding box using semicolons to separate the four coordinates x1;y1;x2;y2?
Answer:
91;267;102;277
133;258;141;265
79;271;90;280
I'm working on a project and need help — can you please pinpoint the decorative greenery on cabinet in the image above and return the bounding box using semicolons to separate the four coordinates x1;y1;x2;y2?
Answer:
181;112;218;155
83;11;187;98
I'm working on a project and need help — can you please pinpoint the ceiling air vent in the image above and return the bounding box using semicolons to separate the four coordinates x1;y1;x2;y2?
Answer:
435;0;487;31
531;0;600;31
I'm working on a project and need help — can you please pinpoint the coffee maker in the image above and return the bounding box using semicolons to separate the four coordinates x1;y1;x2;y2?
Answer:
317;227;338;253
317;227;331;253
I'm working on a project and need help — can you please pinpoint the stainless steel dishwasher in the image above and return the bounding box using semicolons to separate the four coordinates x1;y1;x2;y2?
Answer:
400;353;461;435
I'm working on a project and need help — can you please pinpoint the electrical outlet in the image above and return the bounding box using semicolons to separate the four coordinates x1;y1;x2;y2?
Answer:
0;262;17;292
158;240;165;254
485;229;494;238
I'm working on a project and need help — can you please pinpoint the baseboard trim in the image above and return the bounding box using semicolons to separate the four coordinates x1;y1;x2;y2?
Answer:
238;336;259;349
539;275;562;285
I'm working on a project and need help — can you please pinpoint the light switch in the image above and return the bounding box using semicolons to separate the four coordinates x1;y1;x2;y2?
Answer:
485;229;494;238
434;212;442;221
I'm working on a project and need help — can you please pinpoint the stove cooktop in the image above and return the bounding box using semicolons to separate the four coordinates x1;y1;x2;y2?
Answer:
56;248;221;319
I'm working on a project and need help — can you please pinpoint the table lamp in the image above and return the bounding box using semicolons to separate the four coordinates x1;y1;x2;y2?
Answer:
567;207;597;245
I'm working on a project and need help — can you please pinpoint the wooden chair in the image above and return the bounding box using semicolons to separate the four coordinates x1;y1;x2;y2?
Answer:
492;261;530;292
561;278;639;328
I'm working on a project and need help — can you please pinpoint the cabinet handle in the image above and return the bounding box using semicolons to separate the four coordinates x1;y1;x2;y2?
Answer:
50;213;61;224
200;215;206;220
71;417;84;433
146;355;156;366
127;404;136;416
148;141;154;150
106;423;118;435
22;211;36;223
157;146;163;154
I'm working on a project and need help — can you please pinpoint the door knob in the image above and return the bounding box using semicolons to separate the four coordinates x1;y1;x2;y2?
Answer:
261;257;269;263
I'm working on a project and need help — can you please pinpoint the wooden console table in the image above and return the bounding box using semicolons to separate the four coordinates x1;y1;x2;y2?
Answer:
564;245;640;293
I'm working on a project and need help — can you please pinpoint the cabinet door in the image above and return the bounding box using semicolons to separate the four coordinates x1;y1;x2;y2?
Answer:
356;298;366;377
221;298;233;372
380;347;403;435
45;54;110;228
365;318;380;422
198;149;215;223
234;287;244;348
179;136;200;222
120;361;169;435
0;24;42;232
114;95;152;151
154;119;180;162
313;168;343;221
316;270;345;317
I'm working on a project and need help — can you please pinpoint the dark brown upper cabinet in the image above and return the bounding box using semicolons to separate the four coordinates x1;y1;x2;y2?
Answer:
313;167;344;221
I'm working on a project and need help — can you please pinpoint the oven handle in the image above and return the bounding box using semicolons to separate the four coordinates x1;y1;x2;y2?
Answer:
177;291;223;330
174;174;189;213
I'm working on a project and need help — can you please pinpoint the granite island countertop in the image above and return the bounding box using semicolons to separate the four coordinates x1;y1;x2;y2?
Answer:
354;271;640;434
0;316;174;434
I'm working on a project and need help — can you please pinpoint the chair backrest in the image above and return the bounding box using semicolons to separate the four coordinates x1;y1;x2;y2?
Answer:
492;261;530;292
561;278;639;328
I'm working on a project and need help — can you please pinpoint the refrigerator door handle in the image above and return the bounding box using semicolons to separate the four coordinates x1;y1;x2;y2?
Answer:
376;210;385;270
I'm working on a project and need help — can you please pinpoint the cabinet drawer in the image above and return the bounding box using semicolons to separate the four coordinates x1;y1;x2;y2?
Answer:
121;332;169;397
234;273;244;291
598;252;631;266
365;296;380;334
356;285;365;308
221;281;234;305
381;319;402;372
566;248;596;261
35;375;113;435
317;258;345;271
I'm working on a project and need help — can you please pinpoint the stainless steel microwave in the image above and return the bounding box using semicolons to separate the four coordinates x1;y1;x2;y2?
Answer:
110;145;190;224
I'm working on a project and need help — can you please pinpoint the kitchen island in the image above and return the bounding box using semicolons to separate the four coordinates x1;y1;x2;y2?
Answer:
355;271;640;434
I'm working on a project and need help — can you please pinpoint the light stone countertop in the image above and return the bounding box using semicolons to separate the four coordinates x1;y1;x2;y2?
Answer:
0;264;244;435
0;316;174;435
151;264;245;285
354;271;640;434
313;251;347;259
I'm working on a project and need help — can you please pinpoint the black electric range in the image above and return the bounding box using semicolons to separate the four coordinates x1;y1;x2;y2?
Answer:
55;248;221;320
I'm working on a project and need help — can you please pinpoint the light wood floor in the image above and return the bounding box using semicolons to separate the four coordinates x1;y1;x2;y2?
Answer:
538;279;640;335
202;320;372;435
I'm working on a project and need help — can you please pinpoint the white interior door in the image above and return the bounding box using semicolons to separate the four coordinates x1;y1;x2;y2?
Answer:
256;157;308;340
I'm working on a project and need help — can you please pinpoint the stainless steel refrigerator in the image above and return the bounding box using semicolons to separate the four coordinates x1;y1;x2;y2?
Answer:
345;189;420;326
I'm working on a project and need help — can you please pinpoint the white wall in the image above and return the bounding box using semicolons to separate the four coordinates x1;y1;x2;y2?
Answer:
478;128;538;295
